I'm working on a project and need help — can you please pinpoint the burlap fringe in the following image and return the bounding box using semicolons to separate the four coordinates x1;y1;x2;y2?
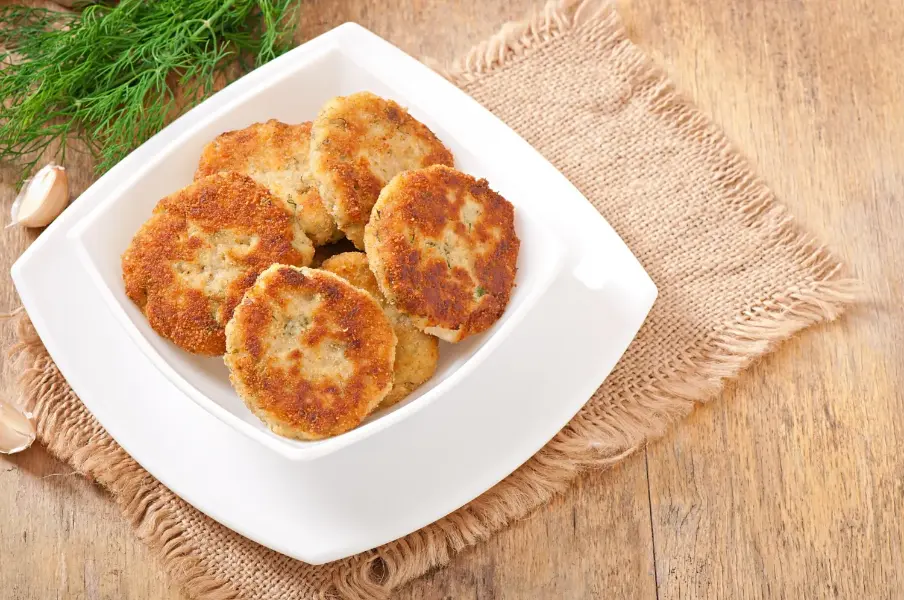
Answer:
327;0;860;597
429;0;609;82
8;315;242;600
7;0;859;599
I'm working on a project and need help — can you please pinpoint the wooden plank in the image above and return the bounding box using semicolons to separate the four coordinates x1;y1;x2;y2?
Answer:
0;448;185;600
635;0;904;597
396;453;657;599
3;0;900;597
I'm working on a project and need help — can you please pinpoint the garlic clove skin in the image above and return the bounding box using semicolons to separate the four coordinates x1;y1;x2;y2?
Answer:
10;164;70;228
0;401;36;454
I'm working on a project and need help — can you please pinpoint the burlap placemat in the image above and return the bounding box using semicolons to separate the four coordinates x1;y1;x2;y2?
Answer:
7;1;857;598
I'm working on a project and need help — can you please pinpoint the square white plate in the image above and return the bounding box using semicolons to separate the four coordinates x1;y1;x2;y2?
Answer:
12;23;656;563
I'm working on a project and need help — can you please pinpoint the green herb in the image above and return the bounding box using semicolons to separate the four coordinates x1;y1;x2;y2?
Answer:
0;0;299;180
283;315;309;337
475;286;487;298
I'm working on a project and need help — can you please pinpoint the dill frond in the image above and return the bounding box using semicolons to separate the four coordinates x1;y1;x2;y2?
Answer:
0;0;299;179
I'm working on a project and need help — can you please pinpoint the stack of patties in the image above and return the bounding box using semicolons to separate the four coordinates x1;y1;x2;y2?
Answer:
122;91;519;441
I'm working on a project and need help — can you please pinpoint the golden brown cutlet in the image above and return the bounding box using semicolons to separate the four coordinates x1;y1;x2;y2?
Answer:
225;265;397;440
309;91;454;249
121;172;314;355
196;120;340;246
321;252;438;408
365;165;519;343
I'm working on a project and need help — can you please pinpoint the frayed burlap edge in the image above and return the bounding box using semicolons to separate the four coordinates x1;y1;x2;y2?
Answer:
6;1;859;599
7;315;243;600
324;4;859;595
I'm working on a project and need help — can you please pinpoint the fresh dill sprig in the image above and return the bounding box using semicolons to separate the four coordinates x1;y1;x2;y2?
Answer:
0;0;299;179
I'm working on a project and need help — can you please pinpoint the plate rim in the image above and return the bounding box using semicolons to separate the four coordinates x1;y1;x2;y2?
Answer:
11;22;658;563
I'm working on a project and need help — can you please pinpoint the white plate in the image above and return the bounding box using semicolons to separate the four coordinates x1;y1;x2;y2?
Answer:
12;23;656;563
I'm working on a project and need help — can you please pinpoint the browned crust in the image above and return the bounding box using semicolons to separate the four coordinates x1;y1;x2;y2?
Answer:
319;251;382;298
366;165;519;341
310;92;454;247
121;173;312;355
195;120;339;245
225;266;396;439
321;252;440;407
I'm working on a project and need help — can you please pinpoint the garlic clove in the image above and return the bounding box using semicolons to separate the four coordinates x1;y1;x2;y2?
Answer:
9;164;70;228
0;401;36;454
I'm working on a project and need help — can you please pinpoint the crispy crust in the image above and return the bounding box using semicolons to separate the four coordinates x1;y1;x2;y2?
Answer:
364;165;519;342
121;173;314;355
309;92;454;249
319;251;383;296
195;120;340;246
321;252;438;407
225;265;396;440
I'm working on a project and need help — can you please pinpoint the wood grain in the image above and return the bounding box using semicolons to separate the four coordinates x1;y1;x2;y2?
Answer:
0;0;899;598
630;0;904;597
397;454;657;600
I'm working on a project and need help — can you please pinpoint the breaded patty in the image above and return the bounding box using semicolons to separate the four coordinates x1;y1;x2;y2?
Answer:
364;165;519;343
122;173;314;355
309;92;454;249
225;265;397;440
195;120;340;246
321;252;438;407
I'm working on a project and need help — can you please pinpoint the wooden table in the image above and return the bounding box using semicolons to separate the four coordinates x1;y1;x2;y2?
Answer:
1;0;901;597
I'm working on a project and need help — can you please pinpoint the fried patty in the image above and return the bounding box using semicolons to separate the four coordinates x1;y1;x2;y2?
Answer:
364;165;519;343
225;265;397;440
196;120;340;246
309;92;454;249
321;252;438;407
121;172;314;355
